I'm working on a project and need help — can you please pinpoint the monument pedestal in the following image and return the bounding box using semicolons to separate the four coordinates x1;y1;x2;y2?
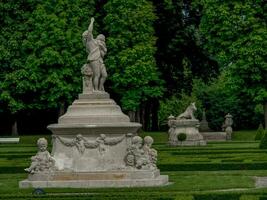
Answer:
168;119;206;146
19;169;168;188
20;91;168;188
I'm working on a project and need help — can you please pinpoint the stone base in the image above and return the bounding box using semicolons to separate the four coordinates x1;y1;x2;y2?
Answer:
174;140;206;146
255;177;267;188
19;170;169;188
201;132;227;141
168;119;207;146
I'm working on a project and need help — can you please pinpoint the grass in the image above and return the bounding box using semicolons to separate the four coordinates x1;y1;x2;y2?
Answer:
1;129;267;199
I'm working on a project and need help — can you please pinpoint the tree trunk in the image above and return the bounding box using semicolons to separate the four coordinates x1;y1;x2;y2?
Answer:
151;99;159;131
136;108;141;123
144;102;151;131
12;120;18;136
58;102;66;117
264;102;267;130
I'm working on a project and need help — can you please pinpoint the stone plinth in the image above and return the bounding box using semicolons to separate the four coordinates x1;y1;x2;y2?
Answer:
168;119;206;146
201;132;226;141
19;169;168;188
20;91;168;188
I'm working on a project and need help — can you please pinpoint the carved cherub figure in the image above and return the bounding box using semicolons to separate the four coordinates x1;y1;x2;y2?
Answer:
25;138;55;174
143;136;157;169
125;136;150;169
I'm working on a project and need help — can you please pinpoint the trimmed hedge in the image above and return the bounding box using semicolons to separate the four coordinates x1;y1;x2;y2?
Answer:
194;194;240;200
259;131;267;149
158;162;267;171
255;124;265;140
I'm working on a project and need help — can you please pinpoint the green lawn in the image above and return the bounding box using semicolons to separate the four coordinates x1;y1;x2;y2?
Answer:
1;130;267;199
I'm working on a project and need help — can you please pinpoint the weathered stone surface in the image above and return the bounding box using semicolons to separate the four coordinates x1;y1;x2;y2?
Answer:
82;17;107;92
24;138;56;174
222;113;233;140
20;16;168;188
19;173;168;188
0;137;19;143
201;132;227;141
177;102;197;120
167;103;206;146
255;177;267;188
168;119;206;146
199;110;212;132
20;82;167;188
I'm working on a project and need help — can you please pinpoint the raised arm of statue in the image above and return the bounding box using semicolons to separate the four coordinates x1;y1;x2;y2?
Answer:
87;17;95;40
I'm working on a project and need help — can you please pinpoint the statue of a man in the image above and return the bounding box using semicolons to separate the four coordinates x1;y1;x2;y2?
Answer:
82;17;107;91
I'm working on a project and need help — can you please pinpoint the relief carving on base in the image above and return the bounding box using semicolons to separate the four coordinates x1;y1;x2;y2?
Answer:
125;135;158;170
53;134;125;155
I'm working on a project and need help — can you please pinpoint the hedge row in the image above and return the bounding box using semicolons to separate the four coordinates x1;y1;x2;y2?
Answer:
1;194;267;200
170;150;266;155
158;162;267;171
3;162;267;173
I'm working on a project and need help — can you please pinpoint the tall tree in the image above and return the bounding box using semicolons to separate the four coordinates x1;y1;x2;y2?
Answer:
0;0;96;134
153;0;219;97
104;0;164;129
196;0;267;128
0;0;37;135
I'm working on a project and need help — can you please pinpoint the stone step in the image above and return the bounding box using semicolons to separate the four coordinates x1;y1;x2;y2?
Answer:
255;177;267;188
73;99;116;105
67;105;123;115
20;175;169;188
201;132;226;141
58;115;130;124
0;137;20;143
27;170;161;181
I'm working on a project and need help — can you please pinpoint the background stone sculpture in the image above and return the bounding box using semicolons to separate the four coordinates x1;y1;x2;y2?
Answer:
224;113;233;140
177;102;197;120
167;103;206;146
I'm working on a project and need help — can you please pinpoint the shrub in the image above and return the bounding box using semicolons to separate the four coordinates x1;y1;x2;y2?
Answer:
259;130;267;149
255;124;265;140
177;133;187;142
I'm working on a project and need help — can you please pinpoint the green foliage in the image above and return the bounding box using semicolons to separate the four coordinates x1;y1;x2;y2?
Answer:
0;0;96;113
192;73;262;130
259;131;267;149
104;0;164;111
174;196;194;200
195;0;267;127
255;124;265;141
153;0;219;97
177;133;187;142
194;194;240;200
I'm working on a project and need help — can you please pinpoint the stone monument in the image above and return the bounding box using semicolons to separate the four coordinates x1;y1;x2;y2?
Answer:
222;113;233;140
199;110;212;132
167;103;206;146
20;17;168;188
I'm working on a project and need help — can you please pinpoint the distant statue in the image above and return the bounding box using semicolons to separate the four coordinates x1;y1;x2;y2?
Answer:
199;109;212;132
82;17;107;91
25;138;55;174
177;102;197;120
223;113;233;140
